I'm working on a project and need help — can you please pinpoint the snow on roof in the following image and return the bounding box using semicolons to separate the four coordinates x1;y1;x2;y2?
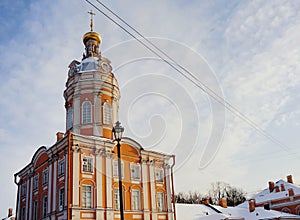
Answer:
176;203;300;220
175;204;242;220
214;205;300;220
250;179;300;204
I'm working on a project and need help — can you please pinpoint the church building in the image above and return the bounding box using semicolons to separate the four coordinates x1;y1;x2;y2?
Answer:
14;14;175;220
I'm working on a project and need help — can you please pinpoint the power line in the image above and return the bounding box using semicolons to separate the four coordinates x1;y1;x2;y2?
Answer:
84;0;292;153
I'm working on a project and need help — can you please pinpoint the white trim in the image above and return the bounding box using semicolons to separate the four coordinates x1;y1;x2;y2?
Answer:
51;161;56;212
48;164;52;213
106;156;113;208
142;162;149;210
28;176;33;220
96;153;103;207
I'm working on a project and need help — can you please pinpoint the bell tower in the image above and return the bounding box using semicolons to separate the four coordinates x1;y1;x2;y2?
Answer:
64;11;120;139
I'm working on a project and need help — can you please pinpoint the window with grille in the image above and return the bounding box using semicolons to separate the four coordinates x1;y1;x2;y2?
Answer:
82;101;92;124
82;156;93;173
33;174;39;190
58;187;65;211
155;168;164;182
157;192;164;212
21;183;27;196
130;163;141;180
42;169;49;185
131;189;141;210
42;196;47;218
58;159;65;175
103;101;112;124
113;188;125;210
33;200;38;220
82;185;92;208
113;160;124;178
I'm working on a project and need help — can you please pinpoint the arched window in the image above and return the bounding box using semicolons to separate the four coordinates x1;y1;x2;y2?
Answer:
82;101;92;124
67;107;73;130
103;101;112;124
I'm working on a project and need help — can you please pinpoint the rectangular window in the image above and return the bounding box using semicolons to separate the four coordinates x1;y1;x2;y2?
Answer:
82;156;93;173
82;185;92;208
21;207;26;220
155;168;164;182
113;160;124;178
58;187;65;211
58;159;65;175
42;196;47;218
33;200;38;220
130;163;141;180
113;188;125;210
157;192;164;212
33;174;39;190
42;169;49;185
21;183;27;196
131;190;141;210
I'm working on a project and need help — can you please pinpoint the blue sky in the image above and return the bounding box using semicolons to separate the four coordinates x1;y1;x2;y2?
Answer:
1;0;300;217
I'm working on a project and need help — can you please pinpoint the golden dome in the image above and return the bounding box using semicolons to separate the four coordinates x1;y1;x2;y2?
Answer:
83;31;102;44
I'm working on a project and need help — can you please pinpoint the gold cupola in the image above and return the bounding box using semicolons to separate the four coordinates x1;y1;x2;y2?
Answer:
83;10;101;58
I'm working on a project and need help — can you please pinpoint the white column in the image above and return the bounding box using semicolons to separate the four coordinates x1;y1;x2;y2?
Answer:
165;165;172;211
94;92;102;136
96;150;103;207
149;162;156;212
52;160;57;212
47;161;52;213
65;154;68;207
17;183;21;219
106;153;113;208
25;177;30;220
73;94;81;133
28;175;33;220
112;97;118;123
142;161;149;210
72;145;81;207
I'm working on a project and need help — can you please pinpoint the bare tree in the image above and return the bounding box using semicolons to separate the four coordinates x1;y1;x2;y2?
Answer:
208;182;246;206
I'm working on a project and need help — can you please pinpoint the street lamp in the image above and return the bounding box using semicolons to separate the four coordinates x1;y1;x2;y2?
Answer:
112;121;125;220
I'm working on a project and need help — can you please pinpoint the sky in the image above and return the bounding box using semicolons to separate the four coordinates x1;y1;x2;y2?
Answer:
1;0;300;217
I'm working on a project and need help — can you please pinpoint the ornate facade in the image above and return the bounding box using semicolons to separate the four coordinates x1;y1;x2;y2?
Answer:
14;16;175;220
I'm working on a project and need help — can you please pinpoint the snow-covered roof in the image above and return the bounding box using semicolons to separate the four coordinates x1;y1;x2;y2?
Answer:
176;203;300;220
249;179;300;204
175;204;242;220
215;205;300;220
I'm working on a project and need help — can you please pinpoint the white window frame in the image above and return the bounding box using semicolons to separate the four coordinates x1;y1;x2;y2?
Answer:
58;158;65;176
131;189;141;210
82;185;92;208
157;192;165;212
58;187;65;211
103;101;112;124
82;155;94;173
42;169;49;185
67;106;73;130
155;168;164;183
130;163;141;181
82;101;92;124
113;160;124;179
33;174;39;190
113;188;125;210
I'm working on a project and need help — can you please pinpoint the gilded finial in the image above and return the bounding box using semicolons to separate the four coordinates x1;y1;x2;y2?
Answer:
88;10;96;31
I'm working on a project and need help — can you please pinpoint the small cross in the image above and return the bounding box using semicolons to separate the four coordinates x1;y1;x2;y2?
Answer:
88;10;96;31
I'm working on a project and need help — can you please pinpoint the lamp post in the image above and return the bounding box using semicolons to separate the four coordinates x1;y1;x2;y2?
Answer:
112;121;125;220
